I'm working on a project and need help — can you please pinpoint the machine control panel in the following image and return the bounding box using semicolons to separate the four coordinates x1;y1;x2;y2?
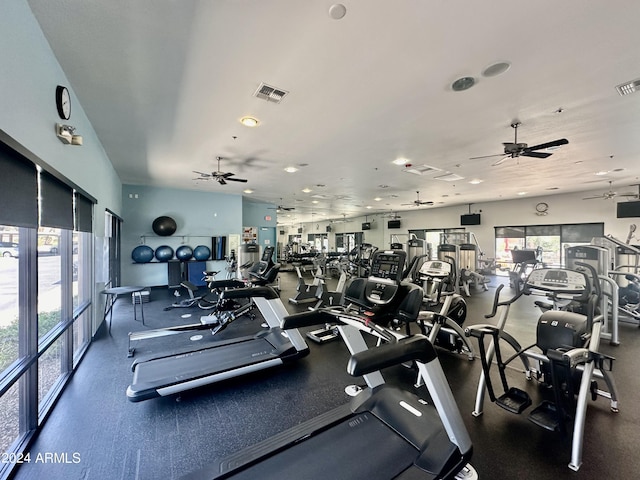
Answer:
366;250;405;305
418;260;452;278
525;268;588;294
369;251;404;282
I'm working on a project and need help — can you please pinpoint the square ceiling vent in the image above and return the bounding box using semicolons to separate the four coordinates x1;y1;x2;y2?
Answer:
403;164;442;176
434;173;464;182
254;83;289;103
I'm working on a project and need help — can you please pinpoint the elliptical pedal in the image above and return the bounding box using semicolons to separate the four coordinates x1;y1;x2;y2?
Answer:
495;387;532;414
528;400;561;431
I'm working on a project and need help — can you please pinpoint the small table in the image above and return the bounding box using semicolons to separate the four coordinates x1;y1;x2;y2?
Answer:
101;286;147;334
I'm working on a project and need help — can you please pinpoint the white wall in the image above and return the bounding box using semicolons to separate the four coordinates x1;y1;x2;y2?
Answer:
282;189;636;257
0;2;122;332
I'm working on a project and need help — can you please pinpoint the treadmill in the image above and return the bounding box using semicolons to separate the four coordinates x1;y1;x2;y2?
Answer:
182;251;475;480
126;286;309;402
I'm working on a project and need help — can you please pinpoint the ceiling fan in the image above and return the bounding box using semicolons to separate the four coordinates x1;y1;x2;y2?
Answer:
470;122;569;166
269;205;295;212
401;191;433;207
583;181;639;200
267;198;295;212
193;156;248;185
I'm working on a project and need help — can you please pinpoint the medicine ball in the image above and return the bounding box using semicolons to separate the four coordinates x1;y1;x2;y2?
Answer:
131;245;154;263
152;216;177;236
176;245;194;261
155;245;174;262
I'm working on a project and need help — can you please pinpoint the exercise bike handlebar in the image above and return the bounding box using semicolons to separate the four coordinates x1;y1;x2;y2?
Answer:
484;283;524;319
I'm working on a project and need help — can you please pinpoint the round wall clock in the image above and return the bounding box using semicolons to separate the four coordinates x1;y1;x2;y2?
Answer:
56;85;71;120
536;202;549;214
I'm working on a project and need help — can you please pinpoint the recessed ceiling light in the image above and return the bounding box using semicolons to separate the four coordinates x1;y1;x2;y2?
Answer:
366;206;372;209
374;197;382;201
239;116;259;127
517;191;527;196
312;200;319;204
482;62;511;78
284;166;298;173
392;157;410;165
302;187;312;193
243;189;253;194
595;171;609;176
328;3;347;20
451;76;476;92
469;179;483;185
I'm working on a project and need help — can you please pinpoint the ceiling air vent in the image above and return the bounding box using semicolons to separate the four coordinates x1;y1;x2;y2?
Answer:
434;173;464;182
403;164;442;176
616;78;640;96
254;83;289;103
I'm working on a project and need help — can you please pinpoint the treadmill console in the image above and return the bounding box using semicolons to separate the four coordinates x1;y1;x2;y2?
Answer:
524;268;588;295
365;251;406;305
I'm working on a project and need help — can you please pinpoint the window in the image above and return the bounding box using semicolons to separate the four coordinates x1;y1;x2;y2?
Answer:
0;137;95;480
495;223;604;272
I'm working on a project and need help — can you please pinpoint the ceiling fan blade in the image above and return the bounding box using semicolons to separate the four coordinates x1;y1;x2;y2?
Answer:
217;177;227;185
582;195;604;200
470;153;506;160
226;177;248;183
491;156;510;166
525;138;569;151
520;151;552;159
418;201;434;205
193;170;212;177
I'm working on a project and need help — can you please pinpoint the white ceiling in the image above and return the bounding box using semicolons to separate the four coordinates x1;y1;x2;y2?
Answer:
27;0;640;225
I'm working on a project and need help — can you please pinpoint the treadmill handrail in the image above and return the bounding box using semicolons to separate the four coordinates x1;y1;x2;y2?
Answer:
348;335;437;376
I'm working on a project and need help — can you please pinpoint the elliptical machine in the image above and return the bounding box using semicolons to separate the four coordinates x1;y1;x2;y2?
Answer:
416;257;474;361
466;263;619;472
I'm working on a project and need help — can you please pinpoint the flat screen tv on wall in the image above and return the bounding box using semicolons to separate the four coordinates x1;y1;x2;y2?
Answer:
617;201;640;218
460;213;481;225
388;220;401;229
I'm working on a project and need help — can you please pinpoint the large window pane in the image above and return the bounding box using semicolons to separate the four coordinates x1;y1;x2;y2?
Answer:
73;231;91;311
38;335;64;419
37;228;62;340
0;225;20;373
0;381;20;455
72;311;89;367
525;235;561;266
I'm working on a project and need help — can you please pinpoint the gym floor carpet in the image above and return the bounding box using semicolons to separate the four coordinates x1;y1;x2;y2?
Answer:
11;271;640;479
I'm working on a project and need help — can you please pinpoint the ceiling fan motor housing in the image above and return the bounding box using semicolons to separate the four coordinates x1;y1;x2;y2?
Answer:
503;142;527;154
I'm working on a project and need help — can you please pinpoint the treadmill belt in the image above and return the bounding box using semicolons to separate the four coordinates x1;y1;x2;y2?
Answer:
133;337;282;385
224;412;417;480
